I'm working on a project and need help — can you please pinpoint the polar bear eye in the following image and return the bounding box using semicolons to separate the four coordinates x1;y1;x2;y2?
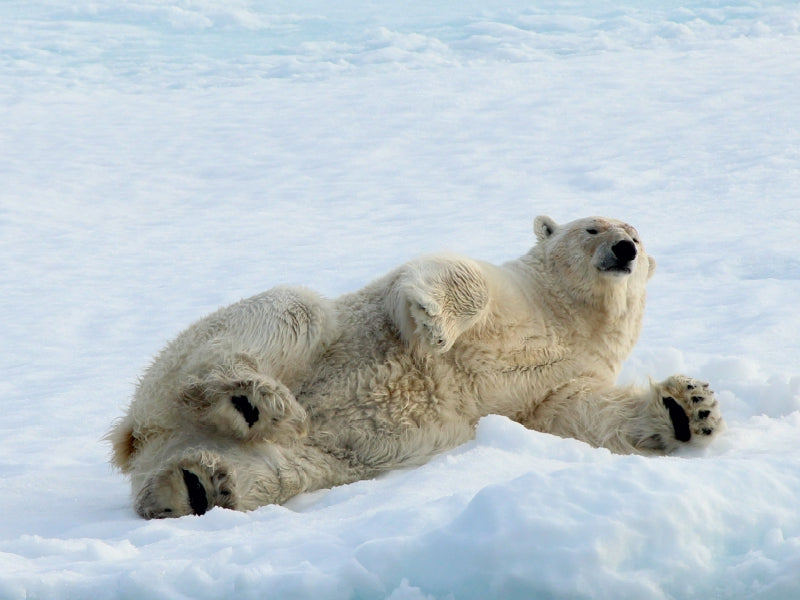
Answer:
586;228;598;235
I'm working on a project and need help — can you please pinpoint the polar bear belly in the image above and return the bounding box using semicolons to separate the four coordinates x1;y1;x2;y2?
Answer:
296;332;476;473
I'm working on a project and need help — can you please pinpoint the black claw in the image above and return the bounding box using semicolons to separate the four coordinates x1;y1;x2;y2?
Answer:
698;410;711;419
662;397;691;442
231;395;260;427
691;396;704;403
702;428;714;436
182;469;209;516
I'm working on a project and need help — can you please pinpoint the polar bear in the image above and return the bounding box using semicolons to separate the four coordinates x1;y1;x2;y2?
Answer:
108;215;724;519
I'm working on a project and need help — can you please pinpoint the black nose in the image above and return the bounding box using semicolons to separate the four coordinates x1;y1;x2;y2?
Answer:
612;240;637;263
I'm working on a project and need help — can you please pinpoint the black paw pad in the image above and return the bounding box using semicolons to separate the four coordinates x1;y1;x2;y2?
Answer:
698;410;711;419
182;469;209;516
231;395;260;427
662;396;692;442
691;396;704;403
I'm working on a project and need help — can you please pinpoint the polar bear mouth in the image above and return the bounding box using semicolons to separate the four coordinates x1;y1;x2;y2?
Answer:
598;264;633;275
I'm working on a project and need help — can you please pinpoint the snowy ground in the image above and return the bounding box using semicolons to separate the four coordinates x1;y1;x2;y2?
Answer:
2;1;800;598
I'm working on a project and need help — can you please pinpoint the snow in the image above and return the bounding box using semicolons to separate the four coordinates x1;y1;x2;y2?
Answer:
1;0;800;598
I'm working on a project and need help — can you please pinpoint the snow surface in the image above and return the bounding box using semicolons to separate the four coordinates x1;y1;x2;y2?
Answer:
2;1;800;598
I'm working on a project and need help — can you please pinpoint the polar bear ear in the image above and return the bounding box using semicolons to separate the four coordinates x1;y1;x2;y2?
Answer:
534;215;559;242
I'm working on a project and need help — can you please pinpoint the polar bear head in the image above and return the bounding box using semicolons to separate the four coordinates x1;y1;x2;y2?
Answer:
532;215;656;310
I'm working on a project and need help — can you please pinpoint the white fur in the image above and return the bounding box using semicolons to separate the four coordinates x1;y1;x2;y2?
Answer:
108;215;724;518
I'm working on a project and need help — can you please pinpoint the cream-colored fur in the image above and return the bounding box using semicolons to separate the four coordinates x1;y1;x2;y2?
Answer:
108;215;724;518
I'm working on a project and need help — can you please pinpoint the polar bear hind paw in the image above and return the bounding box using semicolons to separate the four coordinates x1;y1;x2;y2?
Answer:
135;454;236;519
182;376;308;443
223;378;308;443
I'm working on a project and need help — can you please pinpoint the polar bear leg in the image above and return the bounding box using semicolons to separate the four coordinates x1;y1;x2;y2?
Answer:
133;438;361;518
173;287;338;443
523;375;725;455
387;257;491;353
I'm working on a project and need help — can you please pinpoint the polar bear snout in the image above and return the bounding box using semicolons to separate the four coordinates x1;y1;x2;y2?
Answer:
596;239;638;274
612;240;637;264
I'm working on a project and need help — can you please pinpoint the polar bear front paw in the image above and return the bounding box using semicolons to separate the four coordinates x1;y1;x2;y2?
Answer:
640;375;724;453
182;376;308;443
409;297;457;353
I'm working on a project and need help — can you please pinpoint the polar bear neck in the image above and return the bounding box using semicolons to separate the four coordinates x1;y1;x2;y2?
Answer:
512;253;647;357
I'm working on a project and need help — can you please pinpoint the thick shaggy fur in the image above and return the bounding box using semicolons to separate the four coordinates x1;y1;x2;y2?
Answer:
108;215;724;518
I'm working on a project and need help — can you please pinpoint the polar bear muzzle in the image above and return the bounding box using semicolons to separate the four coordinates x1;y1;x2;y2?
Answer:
596;239;637;274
